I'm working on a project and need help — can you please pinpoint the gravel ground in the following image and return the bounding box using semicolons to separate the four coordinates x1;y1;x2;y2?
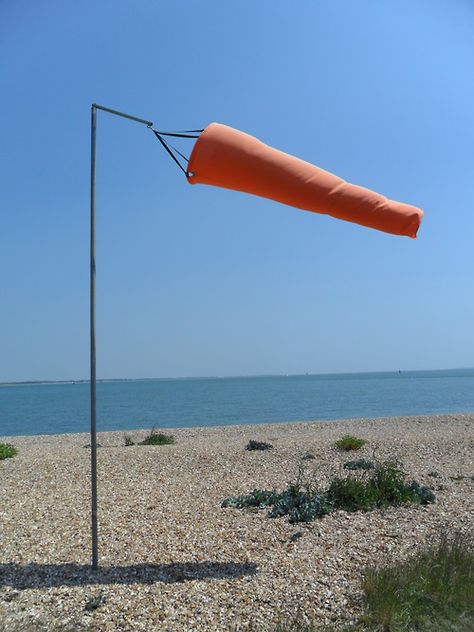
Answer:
1;413;473;631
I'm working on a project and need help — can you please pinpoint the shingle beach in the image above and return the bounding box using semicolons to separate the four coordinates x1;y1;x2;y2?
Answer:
1;413;473;631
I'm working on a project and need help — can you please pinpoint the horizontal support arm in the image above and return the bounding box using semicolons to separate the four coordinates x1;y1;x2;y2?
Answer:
92;103;153;127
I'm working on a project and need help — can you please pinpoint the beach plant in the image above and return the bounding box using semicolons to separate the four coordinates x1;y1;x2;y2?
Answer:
343;458;375;471
406;480;436;505
0;443;17;460
223;486;331;524
269;486;332;524
223;460;434;524
334;435;366;451
274;535;474;630
139;428;175;445
84;591;105;611
124;434;135;446
327;460;435;512
223;464;332;524
362;533;474;630
245;439;273;451
222;489;280;510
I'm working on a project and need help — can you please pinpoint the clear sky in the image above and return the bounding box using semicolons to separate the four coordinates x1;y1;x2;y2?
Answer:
1;0;473;382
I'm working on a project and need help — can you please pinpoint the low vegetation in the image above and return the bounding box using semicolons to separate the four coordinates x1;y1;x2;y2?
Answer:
0;443;17;460
84;591;105;612
222;485;331;524
139;428;175;446
222;460;434;524
245;439;273;451
327;461;435;512
343;458;375;471
275;534;474;631
223;489;281;510
334;435;366;451
362;533;474;630
124;434;135;446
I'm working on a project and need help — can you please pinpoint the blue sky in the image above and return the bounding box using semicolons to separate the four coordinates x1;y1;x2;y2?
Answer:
1;0;473;382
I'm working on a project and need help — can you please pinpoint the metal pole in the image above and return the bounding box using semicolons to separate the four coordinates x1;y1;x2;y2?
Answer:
90;104;98;570
89;104;154;570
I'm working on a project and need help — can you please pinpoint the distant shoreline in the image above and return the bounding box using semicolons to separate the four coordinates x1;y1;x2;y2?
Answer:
2;366;474;387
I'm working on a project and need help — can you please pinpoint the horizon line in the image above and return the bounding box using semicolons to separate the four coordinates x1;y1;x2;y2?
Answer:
1;366;473;386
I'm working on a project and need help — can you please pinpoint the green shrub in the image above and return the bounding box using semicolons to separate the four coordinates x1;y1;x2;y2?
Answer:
223;460;434;524
223;464;332;524
327;461;435;512
139;428;175;446
221;489;280;509
302;452;315;460
326;476;375;512
0;443;17;460
246;439;273;451
362;534;474;630
343;458;375;471
124;434;135;446
334;435;366;451
222;483;331;524
268;485;332;524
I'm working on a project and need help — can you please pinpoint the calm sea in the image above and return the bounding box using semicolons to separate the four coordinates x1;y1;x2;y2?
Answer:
1;369;473;437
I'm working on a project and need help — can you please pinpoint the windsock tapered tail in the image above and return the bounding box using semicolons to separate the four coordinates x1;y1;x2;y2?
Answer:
187;123;423;238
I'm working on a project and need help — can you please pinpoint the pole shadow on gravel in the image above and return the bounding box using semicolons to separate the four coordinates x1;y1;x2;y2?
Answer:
0;561;258;589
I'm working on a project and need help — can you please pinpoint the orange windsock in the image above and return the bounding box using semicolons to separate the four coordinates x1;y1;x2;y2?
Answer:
187;123;423;238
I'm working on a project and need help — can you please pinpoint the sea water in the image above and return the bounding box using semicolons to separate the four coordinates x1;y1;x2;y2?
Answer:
1;369;473;437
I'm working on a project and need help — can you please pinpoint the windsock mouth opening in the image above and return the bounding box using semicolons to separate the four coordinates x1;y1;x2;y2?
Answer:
186;122;214;183
409;210;424;239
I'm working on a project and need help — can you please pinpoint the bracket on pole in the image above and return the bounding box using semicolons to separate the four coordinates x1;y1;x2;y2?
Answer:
93;103;153;127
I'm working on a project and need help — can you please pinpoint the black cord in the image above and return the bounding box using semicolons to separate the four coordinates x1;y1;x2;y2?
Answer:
152;131;188;175
152;129;203;139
